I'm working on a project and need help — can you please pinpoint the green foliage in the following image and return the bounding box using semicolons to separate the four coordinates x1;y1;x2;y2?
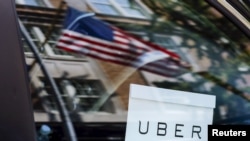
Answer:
140;0;250;123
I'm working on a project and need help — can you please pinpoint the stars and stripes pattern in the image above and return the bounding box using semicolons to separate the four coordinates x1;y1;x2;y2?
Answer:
56;7;188;77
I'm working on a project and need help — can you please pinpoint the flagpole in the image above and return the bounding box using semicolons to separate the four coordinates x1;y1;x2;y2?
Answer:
18;20;78;141
91;51;169;111
67;12;95;29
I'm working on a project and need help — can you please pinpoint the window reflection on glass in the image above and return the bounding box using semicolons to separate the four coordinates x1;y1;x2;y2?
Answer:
89;0;120;16
123;7;146;18
23;25;76;56
16;0;45;7
16;0;250;136
25;25;43;53
89;0;148;18
21;37;32;53
24;0;38;6
93;4;120;16
114;0;147;18
39;26;74;56
39;77;110;112
153;35;176;51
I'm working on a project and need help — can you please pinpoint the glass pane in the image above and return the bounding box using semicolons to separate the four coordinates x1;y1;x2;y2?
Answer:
24;0;38;6
114;0;130;7
40;78;106;112
123;7;146;18
16;0;250;140
39;26;74;56
26;26;37;39
36;0;46;7
22;38;32;52
24;0;45;6
89;0;110;4
154;36;176;50
114;0;147;18
24;26;45;53
93;3;120;15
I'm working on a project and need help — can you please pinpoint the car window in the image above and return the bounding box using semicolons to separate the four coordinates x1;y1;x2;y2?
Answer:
16;0;250;140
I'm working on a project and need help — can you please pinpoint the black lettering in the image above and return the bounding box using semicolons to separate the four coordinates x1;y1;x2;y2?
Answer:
175;124;184;137
192;125;202;139
138;121;149;134
157;122;167;136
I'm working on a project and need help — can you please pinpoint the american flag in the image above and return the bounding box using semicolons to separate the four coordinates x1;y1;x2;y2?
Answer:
56;7;188;77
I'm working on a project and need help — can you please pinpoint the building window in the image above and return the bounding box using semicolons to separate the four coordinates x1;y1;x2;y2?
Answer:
25;0;40;6
21;37;32;53
23;24;76;56
89;0;120;16
17;0;46;7
40;78;110;112
39;26;74;56
114;0;147;18
88;0;150;19
25;25;44;53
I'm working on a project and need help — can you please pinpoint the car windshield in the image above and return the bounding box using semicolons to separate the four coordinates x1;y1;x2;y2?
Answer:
16;0;250;140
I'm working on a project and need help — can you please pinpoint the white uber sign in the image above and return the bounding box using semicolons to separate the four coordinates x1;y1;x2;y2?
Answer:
125;84;216;141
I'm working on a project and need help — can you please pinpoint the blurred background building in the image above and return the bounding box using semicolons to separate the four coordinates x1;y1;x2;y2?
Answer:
15;0;250;140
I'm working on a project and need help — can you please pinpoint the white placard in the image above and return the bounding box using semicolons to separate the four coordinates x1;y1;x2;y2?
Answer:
125;84;216;141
